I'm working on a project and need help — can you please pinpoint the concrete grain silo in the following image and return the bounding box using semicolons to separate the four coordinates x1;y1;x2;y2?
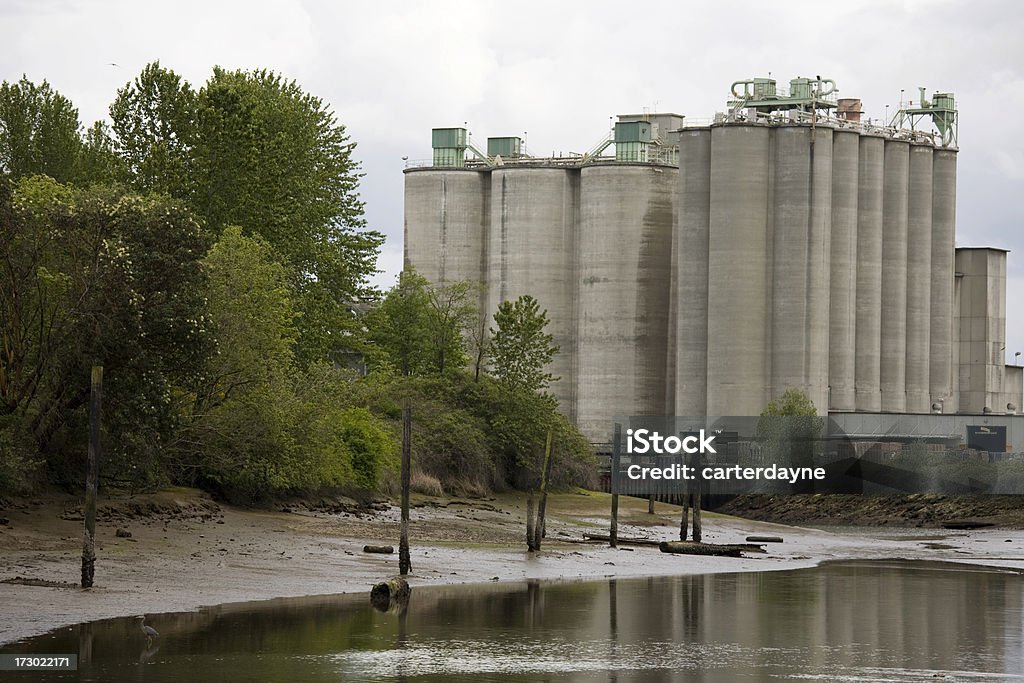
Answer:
486;167;578;414
829;129;860;412
880;139;910;413
769;125;832;412
854;134;885;413
905;143;934;414
673;129;712;418
930;149;958;412
576;164;676;437
705;125;772;417
403;169;489;287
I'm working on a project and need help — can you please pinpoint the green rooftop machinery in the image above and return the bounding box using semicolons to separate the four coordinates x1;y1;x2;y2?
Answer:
486;137;522;158
613;120;654;162
432;127;467;167
729;75;838;114
891;87;958;147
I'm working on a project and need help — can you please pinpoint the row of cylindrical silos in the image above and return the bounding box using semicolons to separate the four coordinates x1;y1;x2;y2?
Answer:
404;163;677;435
404;122;959;443
673;124;957;418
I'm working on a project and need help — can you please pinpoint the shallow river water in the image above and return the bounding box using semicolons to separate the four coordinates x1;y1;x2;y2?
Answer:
4;560;1024;681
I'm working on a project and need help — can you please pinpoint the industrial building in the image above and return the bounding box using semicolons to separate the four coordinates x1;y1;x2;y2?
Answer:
404;76;1024;449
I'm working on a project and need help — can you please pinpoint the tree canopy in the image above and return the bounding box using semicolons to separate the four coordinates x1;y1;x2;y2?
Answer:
0;67;594;501
0;76;83;183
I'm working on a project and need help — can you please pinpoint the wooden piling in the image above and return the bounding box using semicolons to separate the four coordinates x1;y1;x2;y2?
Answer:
81;366;101;588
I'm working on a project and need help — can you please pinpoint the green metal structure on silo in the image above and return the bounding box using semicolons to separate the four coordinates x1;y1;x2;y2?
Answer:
614;120;653;162
486;137;522;158
432;127;467;167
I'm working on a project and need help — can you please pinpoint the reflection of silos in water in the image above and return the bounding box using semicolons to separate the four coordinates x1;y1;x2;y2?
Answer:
881;140;909;412
403;170;488;285
487;168;578;416
855;136;884;412
829;130;859;411
674;129;712;417
905;144;933;413
706;126;771;416
931;149;958;413
576;165;675;439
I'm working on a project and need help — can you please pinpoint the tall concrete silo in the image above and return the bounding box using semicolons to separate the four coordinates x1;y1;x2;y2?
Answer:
576;164;676;437
930;148;958;412
771;126;814;400
855;135;885;412
806;127;833;413
768;125;833;411
880;139;910;412
829;130;860;411
487;167;579;416
905;144;934;413
673;128;712;417
706;125;772;416
404;170;489;285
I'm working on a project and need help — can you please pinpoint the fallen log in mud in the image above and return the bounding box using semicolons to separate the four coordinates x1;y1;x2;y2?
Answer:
363;545;394;554
746;535;784;543
659;541;764;557
582;533;661;547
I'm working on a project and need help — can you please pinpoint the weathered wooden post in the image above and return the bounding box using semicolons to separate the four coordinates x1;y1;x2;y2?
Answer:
648;495;655;514
680;431;689;541
399;397;411;575
526;493;536;551
680;495;689;541
82;365;102;588
692;448;703;543
533;428;554;550
610;423;621;548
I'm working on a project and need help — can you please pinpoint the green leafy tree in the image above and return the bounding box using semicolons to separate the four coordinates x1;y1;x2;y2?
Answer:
107;62;383;364
761;388;818;416
193;67;382;363
758;388;822;492
489;295;559;394
427;280;477;374
365;270;477;376
194;226;298;411
365;270;434;376
179;225;299;493
109;61;197;196
0;76;82;182
0;176;212;487
76;122;126;185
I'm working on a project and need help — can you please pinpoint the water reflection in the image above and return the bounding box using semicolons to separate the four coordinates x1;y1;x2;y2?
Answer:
4;560;1023;682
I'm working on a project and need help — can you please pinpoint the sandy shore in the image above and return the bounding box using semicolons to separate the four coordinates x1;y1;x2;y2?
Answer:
3;488;1024;645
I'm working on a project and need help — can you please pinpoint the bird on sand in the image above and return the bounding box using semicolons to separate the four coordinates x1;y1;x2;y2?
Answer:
137;615;159;644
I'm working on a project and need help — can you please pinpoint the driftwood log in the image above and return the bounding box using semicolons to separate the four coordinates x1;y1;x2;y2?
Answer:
659;541;763;557
583;533;661;547
370;577;411;612
746;535;784;543
363;545;394;554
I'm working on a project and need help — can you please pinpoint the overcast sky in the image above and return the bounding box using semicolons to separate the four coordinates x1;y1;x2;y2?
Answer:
3;0;1023;363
